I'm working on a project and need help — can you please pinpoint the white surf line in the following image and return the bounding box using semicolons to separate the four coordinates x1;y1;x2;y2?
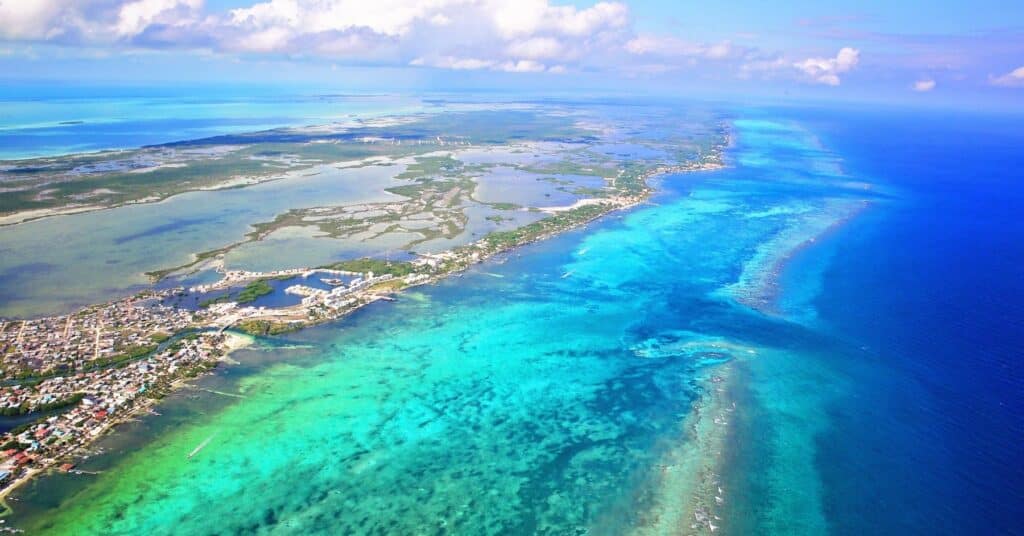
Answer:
188;434;216;459
197;388;246;399
261;344;315;351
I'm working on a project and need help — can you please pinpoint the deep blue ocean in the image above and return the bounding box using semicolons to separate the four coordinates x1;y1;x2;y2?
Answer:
783;106;1024;534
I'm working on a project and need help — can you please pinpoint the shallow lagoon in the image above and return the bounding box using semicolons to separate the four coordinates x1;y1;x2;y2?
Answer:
0;164;405;318
224;225;418;273
473;166;606;207
0;92;429;160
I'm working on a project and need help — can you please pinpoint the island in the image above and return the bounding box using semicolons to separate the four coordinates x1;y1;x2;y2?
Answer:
0;104;729;506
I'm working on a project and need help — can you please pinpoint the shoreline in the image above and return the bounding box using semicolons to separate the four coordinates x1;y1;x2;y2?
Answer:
0;205;107;227
0;331;255;513
0;170;303;229
0;153;392;230
0;157;728;506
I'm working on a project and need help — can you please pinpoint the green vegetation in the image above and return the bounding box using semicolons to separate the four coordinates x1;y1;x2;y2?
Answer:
180;362;217;378
537;176;574;185
0;343;159;385
165;332;202;354
87;344;158;370
615;163;651;194
145;243;237;281
197;279;275;307
571;187;608;197
0;440;30;451
149;332;172;343
235;280;274;303
319;258;416;277
520;160;610;178
0;151;272;216
482;203;610;249
395;155;462;180
236;320;296;336
198;294;232;308
0;393;85;416
368;279;407;292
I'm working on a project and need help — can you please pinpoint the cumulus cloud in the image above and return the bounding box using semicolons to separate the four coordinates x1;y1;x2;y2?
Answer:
226;0;468;40
736;47;860;87
490;0;627;39
500;59;546;72
116;0;202;37
0;0;68;40
990;66;1024;87
222;0;630;69
793;47;860;85
506;37;568;60
913;79;936;92
0;0;868;85
627;35;861;87
0;0;634;72
0;0;203;43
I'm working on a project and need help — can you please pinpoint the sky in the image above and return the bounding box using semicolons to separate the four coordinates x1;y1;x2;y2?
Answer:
0;0;1022;107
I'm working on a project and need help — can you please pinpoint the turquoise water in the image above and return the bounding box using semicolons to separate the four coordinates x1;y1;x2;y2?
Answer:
11;116;878;534
0;90;427;159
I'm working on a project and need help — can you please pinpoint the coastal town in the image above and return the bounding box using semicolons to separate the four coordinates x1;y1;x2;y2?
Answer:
0;148;726;507
0;261;434;500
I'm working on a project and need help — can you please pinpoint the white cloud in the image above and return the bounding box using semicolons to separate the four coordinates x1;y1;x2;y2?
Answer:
500;59;546;72
411;56;495;70
793;47;860;85
227;0;466;38
116;0;201;37
506;37;567;60
429;13;451;26
913;79;936;92
990;66;1024;87
625;35;741;60
214;0;630;68
0;0;204;43
626;34;863;87
235;26;292;53
491;0;627;39
412;55;567;74
0;0;872;86
0;0;70;40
